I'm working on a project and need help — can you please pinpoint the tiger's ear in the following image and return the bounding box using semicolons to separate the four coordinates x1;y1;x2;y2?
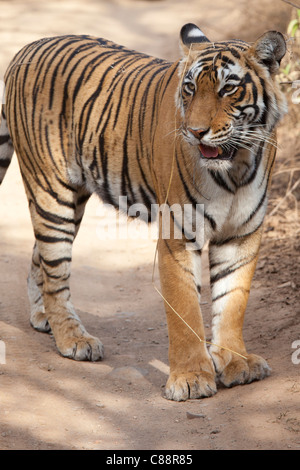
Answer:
250;31;286;74
180;23;210;56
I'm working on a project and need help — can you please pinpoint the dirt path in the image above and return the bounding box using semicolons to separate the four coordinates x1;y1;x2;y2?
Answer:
0;0;299;450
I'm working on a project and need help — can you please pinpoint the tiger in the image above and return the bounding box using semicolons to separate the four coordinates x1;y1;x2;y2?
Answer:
0;23;287;401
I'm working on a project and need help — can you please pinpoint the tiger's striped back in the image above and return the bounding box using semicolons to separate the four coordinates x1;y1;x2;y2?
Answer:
3;35;176;218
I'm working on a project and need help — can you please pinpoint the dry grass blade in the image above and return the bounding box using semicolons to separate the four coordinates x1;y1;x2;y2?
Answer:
267;178;300;218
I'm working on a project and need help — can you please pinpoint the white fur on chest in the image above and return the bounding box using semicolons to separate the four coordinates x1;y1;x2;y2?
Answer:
203;160;267;241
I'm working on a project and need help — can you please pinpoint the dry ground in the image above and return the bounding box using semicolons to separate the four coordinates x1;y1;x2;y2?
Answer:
0;0;299;450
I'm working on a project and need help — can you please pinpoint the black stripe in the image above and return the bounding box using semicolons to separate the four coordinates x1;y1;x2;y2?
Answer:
70;50;115;109
61;49;107;119
113;59;160;130
204;212;217;231
0;135;10;145
162;238;193;275
212;286;250;302
139;185;154;218
45;286;70;296
242;142;264;186
77;193;90;206
89;146;101;180
229;48;241;59
34;295;42;304
44;123;61;174
160;64;179;102
25;183;75;225
138;64;169;140
43;223;75;236
29;123;76;208
35;233;73;244
19;135;76;209
77;52;129;149
0;157;11;168
210;220;263;248
121;118;136;205
61;42;98;75
242;152;274;225
39;38;80;87
176;151;217;231
210;255;256;284
221;56;235;66
42;267;70;280
94;56;140;134
56;176;77;193
40;256;72;267
34;202;75;225
48;38;87;109
136;146;156;200
259;77;269;126
209;170;235;194
97;103;115;206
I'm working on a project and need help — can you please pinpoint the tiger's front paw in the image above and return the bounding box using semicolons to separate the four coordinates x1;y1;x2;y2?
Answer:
165;371;217;401
211;350;271;388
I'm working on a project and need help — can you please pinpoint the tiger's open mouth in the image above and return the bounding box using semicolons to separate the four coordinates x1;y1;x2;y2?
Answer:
199;143;237;161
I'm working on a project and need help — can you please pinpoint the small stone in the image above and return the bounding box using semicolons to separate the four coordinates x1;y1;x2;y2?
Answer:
210;429;221;434
186;412;206;419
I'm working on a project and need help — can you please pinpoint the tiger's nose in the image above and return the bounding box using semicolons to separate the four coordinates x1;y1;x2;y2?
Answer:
188;128;209;140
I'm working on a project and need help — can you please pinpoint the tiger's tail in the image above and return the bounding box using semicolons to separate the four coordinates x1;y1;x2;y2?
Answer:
0;105;14;185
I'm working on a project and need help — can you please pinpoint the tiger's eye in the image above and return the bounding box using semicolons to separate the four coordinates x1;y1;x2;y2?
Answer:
221;84;236;95
183;82;196;94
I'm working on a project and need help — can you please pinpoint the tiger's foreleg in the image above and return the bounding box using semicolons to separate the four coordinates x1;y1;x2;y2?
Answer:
27;187;103;361
158;237;216;401
209;228;270;387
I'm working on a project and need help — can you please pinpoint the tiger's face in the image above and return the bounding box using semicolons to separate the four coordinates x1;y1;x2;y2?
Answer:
177;24;287;171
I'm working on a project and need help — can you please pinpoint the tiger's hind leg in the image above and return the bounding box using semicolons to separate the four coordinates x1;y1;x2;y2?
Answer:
27;185;103;361
28;189;91;334
28;241;50;332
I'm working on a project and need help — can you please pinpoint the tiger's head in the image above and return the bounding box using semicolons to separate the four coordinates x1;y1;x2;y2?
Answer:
177;24;287;171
